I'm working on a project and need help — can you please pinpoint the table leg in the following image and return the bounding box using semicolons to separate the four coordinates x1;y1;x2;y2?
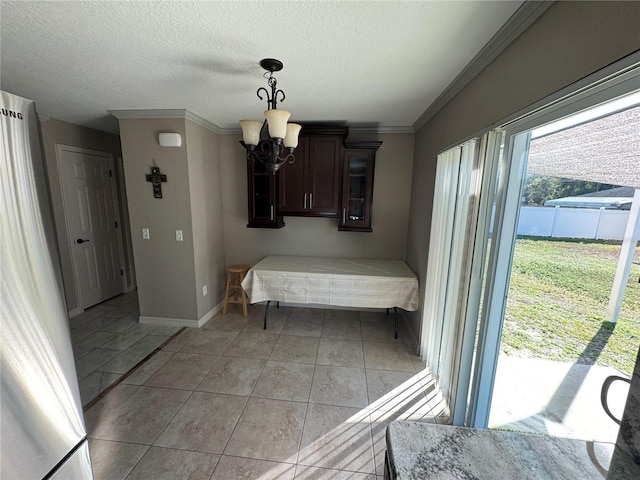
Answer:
393;307;399;339
263;301;271;330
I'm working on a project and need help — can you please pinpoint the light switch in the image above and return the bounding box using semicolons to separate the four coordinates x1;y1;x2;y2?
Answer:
142;228;150;239
176;230;183;241
202;285;208;296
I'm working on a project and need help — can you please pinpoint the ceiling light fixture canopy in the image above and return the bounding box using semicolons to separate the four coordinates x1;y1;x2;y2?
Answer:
239;58;301;174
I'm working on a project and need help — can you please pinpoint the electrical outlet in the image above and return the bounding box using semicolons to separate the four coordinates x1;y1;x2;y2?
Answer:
142;228;150;239
202;285;208;296
176;230;183;241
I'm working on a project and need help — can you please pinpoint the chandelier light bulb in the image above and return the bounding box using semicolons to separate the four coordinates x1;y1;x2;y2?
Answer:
239;120;262;146
284;123;302;148
264;109;291;140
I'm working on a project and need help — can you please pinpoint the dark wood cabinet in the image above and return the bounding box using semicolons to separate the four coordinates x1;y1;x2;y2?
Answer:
279;126;347;217
278;136;307;212
338;141;382;232
246;156;284;228
246;126;381;230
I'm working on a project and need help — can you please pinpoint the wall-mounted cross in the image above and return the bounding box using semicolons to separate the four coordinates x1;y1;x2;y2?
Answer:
146;166;167;198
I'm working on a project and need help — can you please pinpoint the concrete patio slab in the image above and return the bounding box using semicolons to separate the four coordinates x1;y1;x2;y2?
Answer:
489;355;630;443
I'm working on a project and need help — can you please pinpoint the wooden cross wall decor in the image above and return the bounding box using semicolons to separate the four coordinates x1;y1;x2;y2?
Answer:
146;166;167;198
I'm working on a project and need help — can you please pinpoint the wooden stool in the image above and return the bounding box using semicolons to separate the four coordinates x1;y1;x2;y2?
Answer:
223;264;251;316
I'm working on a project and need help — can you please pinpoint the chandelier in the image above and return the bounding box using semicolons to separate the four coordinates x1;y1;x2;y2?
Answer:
239;58;301;173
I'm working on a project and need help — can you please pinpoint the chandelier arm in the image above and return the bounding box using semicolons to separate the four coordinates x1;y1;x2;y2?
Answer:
256;87;272;109
273;89;285;110
247;140;296;174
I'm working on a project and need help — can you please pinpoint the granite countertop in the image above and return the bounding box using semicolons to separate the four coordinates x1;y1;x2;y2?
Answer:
386;422;615;479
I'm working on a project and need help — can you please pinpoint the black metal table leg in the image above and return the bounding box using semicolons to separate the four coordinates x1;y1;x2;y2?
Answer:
263;301;271;330
276;301;280;308
393;307;399;339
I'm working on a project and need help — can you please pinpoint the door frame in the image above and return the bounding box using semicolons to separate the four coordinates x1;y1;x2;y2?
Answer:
115;155;137;292
55;144;126;311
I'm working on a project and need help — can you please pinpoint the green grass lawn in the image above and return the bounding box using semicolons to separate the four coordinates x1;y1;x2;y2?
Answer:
502;238;640;375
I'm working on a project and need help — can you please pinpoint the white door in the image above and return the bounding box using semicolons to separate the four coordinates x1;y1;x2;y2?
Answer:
57;145;123;309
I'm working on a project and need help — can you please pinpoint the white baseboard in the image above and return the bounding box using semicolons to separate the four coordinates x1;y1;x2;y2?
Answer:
139;300;224;328
68;307;84;318
197;301;224;327
139;315;201;328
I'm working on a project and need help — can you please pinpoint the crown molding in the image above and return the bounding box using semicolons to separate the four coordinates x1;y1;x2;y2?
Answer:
349;125;415;135
109;109;223;134
107;111;415;136
217;125;415;136
413;0;554;131
218;127;242;135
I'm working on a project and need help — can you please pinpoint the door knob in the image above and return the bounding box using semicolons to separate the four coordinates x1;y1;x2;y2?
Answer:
76;238;90;244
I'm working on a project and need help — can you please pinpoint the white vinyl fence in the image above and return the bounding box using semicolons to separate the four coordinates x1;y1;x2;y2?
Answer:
516;206;629;240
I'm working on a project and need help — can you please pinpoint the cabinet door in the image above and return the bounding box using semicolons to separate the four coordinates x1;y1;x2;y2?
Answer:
339;149;375;232
278;136;308;213
247;158;284;228
307;135;341;216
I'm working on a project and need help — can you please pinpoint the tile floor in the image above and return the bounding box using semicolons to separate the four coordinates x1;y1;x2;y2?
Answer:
75;296;448;479
69;291;182;407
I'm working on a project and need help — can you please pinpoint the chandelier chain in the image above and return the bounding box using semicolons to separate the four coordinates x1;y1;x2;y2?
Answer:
257;72;285;111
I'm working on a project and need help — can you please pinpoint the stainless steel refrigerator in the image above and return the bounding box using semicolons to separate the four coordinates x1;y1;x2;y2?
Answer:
1;91;93;479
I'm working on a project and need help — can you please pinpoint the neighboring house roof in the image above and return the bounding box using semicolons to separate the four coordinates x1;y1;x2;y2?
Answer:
579;186;635;198
544;197;632;210
544;186;634;210
527;105;640;188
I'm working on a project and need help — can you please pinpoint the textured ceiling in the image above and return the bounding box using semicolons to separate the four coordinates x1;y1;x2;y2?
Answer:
1;1;523;134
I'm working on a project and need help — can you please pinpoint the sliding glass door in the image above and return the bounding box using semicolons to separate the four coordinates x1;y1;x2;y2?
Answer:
464;61;640;428
421;56;640;427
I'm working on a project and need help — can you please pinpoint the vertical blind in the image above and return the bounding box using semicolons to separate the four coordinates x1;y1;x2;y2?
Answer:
420;133;498;413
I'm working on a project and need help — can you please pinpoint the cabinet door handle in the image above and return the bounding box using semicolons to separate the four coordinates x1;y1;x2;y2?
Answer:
342;208;346;224
309;193;313;209
304;193;308;210
270;205;274;221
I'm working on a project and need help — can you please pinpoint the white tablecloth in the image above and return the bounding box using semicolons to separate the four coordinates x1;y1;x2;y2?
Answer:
241;256;419;311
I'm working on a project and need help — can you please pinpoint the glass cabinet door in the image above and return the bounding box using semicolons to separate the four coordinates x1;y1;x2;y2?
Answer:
339;142;381;232
247;157;284;228
346;155;368;222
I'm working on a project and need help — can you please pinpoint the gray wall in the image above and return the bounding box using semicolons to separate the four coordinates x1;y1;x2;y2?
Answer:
186;120;226;318
119;118;199;321
405;1;640;337
220;132;415;267
39;118;124;312
118;117;227;323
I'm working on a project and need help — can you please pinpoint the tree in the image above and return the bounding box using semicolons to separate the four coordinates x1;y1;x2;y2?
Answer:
523;175;617;206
